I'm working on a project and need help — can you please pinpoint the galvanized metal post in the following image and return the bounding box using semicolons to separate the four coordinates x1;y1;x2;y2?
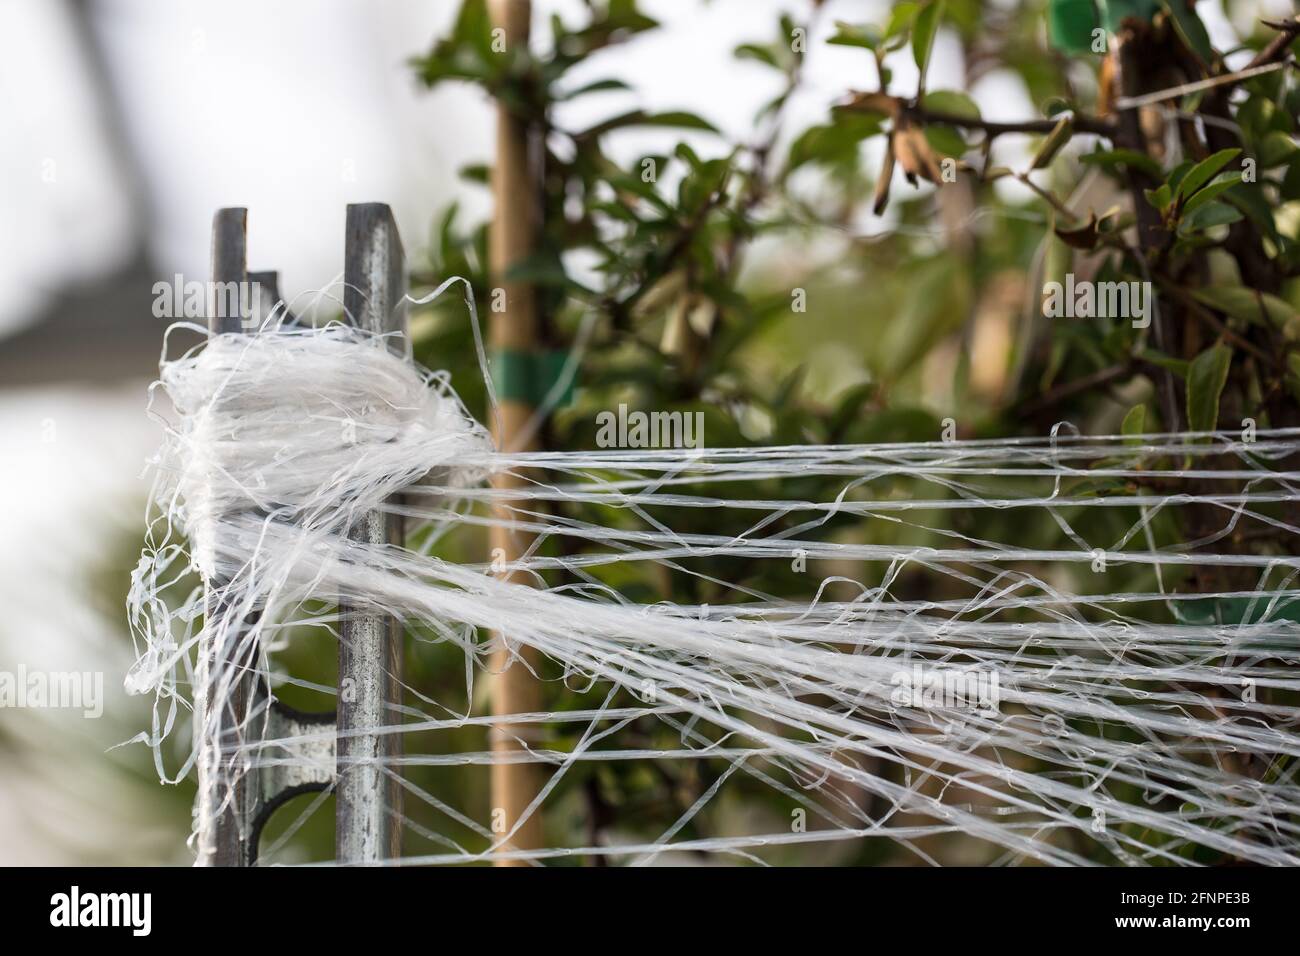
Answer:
197;210;336;867
194;205;404;866
197;207;257;866
336;203;407;863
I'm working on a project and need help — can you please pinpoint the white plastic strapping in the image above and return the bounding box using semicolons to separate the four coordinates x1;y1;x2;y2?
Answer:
128;322;1300;866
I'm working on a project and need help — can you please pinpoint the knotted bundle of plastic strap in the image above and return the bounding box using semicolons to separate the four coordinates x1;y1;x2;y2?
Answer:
127;320;1300;866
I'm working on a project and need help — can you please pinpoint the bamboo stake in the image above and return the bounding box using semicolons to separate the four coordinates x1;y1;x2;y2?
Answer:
488;0;544;864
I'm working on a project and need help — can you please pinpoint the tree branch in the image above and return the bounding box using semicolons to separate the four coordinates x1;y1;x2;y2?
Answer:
1248;17;1300;70
904;105;1117;139
1017;361;1134;417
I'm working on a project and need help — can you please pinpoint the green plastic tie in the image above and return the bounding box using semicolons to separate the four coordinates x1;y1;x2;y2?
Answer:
1047;0;1160;54
490;348;577;408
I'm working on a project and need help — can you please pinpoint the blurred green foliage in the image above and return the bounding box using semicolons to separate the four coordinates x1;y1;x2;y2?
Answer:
383;0;1300;864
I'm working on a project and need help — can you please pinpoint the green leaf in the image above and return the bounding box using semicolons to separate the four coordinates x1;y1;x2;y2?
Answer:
1078;148;1162;178
919;90;977;156
1238;93;1293;140
452;0;494;57
605;160;673;212
673;141;704;171
1226;181;1281;245
1180;171;1242;216
1160;0;1214;65
1176;148;1240;201
1031;115;1074;170
557;78;632;99
1282;159;1300;201
826;21;882;50
1178;200;1242;233
1287;353;1300;402
709;290;792;365
924;125;968;157
1190;286;1294;330
884;3;918;45
844;407;941;445
412;0;500;88
577;110;719;139
1144;183;1172;212
435;201;462;263
734;43;781;68
911;1;943;80
1257;131;1298;168
637;111;719;131
774;365;805;407
922;89;979;120
786;114;883;172
1139;348;1190;377
1185;343;1232;434
1121;403;1146;442
1166;159;1194;195
458;163;489;184
1276;235;1300;276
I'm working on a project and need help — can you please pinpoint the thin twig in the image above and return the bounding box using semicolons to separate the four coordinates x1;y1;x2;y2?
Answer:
1162;283;1278;367
1017;361;1134;416
1114;60;1292;110
1015;172;1077;221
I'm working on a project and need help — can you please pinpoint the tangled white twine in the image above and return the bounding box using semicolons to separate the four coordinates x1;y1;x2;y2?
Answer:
128;321;1300;866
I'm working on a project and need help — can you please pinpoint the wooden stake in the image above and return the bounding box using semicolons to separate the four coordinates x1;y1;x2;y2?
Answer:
488;0;544;864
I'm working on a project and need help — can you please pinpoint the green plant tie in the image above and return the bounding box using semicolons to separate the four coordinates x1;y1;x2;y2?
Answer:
490;347;577;407
1047;0;1160;54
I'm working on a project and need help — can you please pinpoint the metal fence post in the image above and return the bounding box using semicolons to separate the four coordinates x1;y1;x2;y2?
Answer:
196;207;257;866
336;202;408;863
195;205;407;865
